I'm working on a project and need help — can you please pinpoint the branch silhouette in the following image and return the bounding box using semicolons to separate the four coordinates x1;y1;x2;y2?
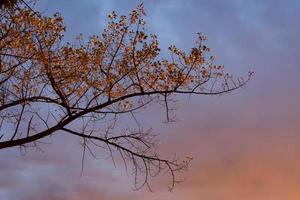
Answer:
0;1;252;190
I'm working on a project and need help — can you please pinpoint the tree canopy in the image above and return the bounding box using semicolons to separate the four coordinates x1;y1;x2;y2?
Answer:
0;1;252;190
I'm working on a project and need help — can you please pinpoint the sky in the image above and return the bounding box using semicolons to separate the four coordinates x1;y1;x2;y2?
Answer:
1;0;300;199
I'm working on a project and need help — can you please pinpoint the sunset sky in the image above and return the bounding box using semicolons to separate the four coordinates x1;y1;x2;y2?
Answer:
1;0;300;199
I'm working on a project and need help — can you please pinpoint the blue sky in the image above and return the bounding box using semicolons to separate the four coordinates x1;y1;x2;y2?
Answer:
1;0;300;199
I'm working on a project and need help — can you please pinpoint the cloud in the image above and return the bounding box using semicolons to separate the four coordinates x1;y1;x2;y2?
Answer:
1;0;300;199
